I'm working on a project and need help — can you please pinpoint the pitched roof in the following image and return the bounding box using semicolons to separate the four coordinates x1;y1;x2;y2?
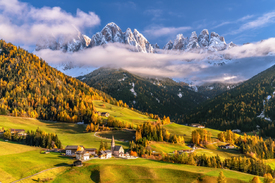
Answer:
114;146;123;151
65;145;83;150
10;129;25;132
85;148;97;151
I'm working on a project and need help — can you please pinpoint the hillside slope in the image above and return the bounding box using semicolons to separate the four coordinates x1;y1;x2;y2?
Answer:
184;64;275;132
77;67;206;119
0;40;119;123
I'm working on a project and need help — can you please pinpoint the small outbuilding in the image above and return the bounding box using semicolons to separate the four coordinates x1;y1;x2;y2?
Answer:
219;144;235;149
73;160;83;167
101;112;110;117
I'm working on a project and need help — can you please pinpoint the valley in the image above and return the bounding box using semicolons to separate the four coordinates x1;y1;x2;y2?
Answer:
1;1;275;181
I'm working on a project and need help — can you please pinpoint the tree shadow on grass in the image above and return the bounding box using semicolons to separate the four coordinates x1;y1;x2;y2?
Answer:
54;163;71;166
90;169;100;183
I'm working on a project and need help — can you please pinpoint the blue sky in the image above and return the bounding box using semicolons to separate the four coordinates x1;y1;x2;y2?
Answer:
22;0;275;47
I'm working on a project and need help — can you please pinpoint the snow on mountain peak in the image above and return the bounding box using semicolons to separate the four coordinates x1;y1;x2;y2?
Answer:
172;34;188;50
186;31;200;50
36;22;236;57
208;32;227;52
163;40;174;50
198;29;209;48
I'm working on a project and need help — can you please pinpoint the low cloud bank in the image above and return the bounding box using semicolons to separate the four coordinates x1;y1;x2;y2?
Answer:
35;38;275;84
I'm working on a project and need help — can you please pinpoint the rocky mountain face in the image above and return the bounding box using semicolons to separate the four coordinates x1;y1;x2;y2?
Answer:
36;22;154;53
35;22;235;54
164;29;234;52
35;32;91;53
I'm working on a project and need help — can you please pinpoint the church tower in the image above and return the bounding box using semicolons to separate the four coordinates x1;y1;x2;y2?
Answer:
111;135;115;154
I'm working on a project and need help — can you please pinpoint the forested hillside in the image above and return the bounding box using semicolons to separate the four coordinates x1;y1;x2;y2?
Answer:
184;64;275;133
196;82;240;99
77;67;206;119
0;40;118;123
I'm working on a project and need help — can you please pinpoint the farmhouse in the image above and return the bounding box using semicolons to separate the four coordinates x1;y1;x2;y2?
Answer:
191;124;205;128
187;143;197;150
232;129;241;133
219;144;235;149
178;149;194;154
100;150;112;159
65;145;84;155
85;148;97;155
76;151;90;161
111;135;124;156
95;111;101;116
101;112;110;117
10;129;26;136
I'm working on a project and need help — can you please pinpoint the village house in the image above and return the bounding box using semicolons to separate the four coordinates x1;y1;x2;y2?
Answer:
191;124;205;128
232;129;241;133
100;150;112;159
10;129;26;136
101;112;110;117
177;149;195;154
111;135;124;157
187;143;197;150
76;150;90;161
95;111;101;116
85;148;97;155
218;144;235;149
65;145;84;155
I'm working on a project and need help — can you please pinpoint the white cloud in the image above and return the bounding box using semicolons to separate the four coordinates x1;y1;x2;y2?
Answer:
230;11;275;35
35;38;275;84
213;15;254;29
144;26;192;38
0;0;100;45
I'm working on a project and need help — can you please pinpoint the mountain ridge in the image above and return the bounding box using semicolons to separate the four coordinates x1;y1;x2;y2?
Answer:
35;22;236;54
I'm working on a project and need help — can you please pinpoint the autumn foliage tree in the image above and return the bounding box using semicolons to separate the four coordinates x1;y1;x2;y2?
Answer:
0;40;121;123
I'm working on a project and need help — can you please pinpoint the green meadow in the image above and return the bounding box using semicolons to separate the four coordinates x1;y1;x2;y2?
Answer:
164;123;222;142
93;100;156;126
0;115;128;149
51;158;260;183
149;142;191;154
0;140;73;183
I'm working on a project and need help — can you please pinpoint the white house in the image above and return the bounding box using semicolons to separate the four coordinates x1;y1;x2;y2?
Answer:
76;151;90;161
219;144;235;149
65;145;83;155
100;150;112;159
232;129;241;133
85;148;97;155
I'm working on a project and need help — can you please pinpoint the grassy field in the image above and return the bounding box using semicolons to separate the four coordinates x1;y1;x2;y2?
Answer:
149;142;191;154
264;159;275;170
0;141;74;183
164;123;222;142
195;148;245;160
0;115;128;149
97;129;135;142
93;100;156;126
18;167;71;183
51;158;260;183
